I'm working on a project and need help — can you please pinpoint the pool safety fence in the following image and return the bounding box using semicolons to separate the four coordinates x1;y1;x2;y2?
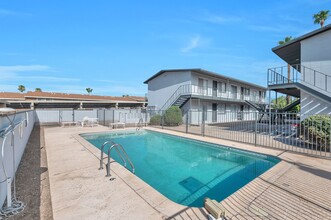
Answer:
148;109;331;158
33;108;331;158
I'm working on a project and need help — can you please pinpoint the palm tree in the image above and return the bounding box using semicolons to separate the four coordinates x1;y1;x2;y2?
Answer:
279;36;294;105
18;85;26;93
313;10;329;27
86;88;93;95
35;88;42;92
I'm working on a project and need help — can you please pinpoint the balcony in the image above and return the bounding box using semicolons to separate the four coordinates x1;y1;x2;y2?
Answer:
161;84;265;110
268;64;331;98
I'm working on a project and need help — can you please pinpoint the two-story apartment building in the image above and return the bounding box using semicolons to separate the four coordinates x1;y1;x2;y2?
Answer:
268;24;331;116
144;69;266;123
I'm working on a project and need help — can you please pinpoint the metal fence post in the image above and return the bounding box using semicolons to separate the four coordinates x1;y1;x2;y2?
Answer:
103;109;106;126
255;111;258;146
145;110;148;125
202;109;205;136
73;109;75;122
161;112;164;129
185;112;189;133
59;110;61;125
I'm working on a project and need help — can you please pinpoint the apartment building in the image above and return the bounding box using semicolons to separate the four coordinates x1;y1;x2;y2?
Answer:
268;24;331;116
144;69;266;123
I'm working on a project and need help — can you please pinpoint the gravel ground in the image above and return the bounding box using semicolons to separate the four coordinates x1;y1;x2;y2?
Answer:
7;126;53;220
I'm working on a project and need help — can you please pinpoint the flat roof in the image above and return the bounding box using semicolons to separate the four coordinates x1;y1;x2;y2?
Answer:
144;68;266;90
272;24;331;64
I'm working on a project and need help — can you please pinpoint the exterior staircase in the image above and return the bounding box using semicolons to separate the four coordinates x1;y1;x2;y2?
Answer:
160;84;265;111
268;64;331;104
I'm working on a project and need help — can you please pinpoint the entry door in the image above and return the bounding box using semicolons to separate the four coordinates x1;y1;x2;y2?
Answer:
212;81;217;97
212;103;217;122
259;91;262;102
241;87;244;100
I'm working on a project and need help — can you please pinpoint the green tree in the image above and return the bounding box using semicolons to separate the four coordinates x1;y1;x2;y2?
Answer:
18;85;26;93
278;36;294;105
313;10;329;27
35;88;42;92
86;88;93;95
271;96;300;112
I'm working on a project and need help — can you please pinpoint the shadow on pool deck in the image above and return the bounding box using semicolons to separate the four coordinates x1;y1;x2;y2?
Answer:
8;126;53;220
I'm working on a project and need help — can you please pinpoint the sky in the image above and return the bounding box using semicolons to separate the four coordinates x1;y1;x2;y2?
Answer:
0;0;330;96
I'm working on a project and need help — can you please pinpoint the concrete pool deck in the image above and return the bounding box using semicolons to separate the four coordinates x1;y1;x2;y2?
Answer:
44;126;331;219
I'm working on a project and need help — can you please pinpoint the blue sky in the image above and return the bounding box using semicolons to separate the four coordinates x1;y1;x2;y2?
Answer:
0;0;330;96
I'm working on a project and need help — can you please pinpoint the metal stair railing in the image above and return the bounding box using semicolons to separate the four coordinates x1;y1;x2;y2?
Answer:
160;84;191;110
161;84;266;111
99;141;135;176
268;64;331;93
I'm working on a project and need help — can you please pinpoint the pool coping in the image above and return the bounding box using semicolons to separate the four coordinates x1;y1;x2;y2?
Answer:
72;127;284;217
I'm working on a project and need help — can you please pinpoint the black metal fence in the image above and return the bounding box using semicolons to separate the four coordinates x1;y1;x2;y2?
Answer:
148;110;331;158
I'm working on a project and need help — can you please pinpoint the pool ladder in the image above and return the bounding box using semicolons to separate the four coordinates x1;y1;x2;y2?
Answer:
99;141;135;177
136;118;144;131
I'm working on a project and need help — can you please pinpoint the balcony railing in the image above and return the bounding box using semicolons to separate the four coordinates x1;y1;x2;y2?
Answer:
161;84;265;110
268;64;331;93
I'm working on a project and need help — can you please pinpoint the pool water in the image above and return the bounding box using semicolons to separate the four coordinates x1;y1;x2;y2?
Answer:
82;130;279;207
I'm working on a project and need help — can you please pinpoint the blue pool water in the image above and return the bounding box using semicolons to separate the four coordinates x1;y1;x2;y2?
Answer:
82;130;279;207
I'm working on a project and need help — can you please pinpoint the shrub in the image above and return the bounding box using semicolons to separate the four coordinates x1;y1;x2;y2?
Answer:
300;115;330;151
149;115;161;125
164;106;183;126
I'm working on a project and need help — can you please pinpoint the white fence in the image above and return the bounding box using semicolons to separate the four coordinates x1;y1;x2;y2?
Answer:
0;111;35;208
34;109;149;126
35;109;97;125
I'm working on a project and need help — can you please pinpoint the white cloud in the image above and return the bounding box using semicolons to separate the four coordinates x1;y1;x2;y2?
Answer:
181;36;201;53
0;9;32;17
0;65;79;82
0;65;50;74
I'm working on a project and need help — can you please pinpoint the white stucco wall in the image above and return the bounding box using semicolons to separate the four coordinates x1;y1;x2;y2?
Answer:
147;71;192;109
0;111;35;208
185;99;256;124
300;91;331;118
301;29;331;93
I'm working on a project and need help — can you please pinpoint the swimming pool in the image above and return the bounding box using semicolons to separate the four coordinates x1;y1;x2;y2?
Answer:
82;130;280;207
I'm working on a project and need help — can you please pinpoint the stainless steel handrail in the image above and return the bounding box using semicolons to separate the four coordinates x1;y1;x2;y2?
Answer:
107;143;135;176
99;141;126;170
99;141;135;177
